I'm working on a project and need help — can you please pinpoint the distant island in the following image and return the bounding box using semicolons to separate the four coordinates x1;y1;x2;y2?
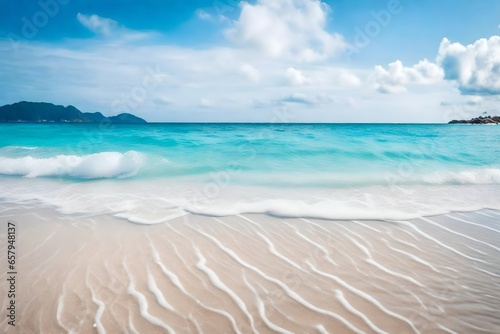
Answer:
449;116;500;124
0;101;147;123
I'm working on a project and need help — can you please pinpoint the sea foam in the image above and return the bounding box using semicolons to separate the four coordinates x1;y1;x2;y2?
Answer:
0;151;144;179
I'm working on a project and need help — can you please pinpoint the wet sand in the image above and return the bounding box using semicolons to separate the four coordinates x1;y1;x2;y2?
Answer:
1;204;500;333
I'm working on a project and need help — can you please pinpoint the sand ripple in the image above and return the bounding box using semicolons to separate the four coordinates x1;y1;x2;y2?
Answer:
1;206;499;333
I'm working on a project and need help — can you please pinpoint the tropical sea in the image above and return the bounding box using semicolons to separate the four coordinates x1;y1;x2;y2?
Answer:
1;123;500;333
0;123;499;221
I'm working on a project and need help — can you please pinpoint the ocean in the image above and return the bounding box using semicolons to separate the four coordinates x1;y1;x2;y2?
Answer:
1;123;500;333
0;123;499;222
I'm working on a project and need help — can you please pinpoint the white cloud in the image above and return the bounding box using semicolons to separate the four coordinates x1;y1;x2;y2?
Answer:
77;13;119;37
153;97;173;105
283;67;361;88
199;98;213;107
337;70;361;87
195;8;230;23
253;92;340;107
280;92;339;105
240;64;261;82
467;95;483;105
285;67;307;85
281;93;310;104
225;0;346;62
3;32;443;122
437;36;500;95
373;59;444;94
439;94;500;123
196;9;212;21
2;11;472;123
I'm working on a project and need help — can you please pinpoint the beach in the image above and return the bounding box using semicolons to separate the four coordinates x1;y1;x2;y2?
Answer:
2;204;499;333
0;123;499;333
3;0;500;332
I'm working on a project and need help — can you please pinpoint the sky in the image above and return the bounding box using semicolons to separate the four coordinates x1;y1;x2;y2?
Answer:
1;0;500;122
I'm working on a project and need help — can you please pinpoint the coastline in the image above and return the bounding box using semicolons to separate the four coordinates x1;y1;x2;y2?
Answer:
1;204;499;333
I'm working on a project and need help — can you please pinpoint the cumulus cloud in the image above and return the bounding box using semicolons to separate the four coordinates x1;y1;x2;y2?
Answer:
4;8;470;123
225;0;346;62
373;59;444;94
240;64;261;82
196;9;212;21
437;36;500;95
77;13;119;37
285;67;307;85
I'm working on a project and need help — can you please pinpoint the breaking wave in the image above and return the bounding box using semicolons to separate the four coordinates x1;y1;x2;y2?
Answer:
0;151;144;179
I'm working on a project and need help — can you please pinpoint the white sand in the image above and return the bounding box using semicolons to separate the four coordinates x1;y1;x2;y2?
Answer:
1;204;500;333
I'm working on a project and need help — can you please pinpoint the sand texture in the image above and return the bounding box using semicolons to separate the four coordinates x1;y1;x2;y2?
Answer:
1;205;500;333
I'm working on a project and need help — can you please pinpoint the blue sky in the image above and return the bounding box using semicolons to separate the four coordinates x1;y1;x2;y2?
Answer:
1;0;500;122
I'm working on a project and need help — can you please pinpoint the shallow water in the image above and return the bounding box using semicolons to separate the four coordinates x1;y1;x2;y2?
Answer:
0;123;499;222
1;123;499;332
1;206;499;333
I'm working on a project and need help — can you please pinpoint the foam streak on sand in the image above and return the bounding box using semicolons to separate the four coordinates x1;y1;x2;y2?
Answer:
194;245;258;333
257;232;304;271
148;235;242;333
282;219;338;267
445;214;500;234
56;283;68;333
190;224;363;334
306;261;419;333
242;272;294;334
420;217;500;253
334;290;388;334
383;241;440;273
89;285;106;334
124;263;176;334
397;220;487;263
1;205;500;333
147;269;176;313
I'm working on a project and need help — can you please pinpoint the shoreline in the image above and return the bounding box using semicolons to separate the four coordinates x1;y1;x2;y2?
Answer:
2;174;500;225
1;204;499;333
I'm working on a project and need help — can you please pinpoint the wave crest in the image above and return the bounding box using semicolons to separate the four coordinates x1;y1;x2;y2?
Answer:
0;151;144;179
423;169;500;185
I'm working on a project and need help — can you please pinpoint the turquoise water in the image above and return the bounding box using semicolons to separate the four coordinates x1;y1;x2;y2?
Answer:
0;123;499;221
